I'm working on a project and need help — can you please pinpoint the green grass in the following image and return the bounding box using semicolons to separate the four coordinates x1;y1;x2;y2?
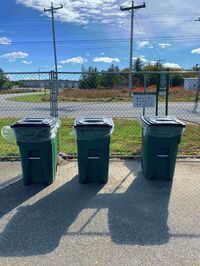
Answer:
8;94;196;103
0;118;19;156
7;94;48;103
0;89;40;95
8;95;132;103
0;118;199;157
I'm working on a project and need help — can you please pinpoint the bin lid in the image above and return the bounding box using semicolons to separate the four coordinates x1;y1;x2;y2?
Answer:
74;117;113;128
11;118;58;128
141;116;186;127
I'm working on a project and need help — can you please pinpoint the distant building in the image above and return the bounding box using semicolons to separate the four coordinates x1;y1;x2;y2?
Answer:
21;79;79;89
184;78;198;90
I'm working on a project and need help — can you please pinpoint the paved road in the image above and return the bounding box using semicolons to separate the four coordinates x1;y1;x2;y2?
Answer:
0;93;199;123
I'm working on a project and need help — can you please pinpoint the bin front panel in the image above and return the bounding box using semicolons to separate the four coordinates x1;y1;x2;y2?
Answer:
18;136;58;185
142;131;181;180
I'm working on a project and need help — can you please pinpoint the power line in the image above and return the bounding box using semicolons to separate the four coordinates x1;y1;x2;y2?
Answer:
4;35;200;45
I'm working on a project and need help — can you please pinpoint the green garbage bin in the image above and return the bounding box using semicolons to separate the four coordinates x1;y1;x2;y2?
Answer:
74;118;114;184
11;118;60;185
141;116;186;180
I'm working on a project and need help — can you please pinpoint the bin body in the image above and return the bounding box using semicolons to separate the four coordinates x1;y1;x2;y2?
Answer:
11;118;59;185
74;118;113;184
141;116;186;180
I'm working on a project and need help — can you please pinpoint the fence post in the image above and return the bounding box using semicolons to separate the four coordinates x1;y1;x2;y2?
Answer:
50;71;58;118
165;70;170;116
50;71;53;117
194;72;200;112
156;72;160;116
143;73;147;115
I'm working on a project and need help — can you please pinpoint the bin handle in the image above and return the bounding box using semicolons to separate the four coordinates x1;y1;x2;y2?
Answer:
28;157;41;160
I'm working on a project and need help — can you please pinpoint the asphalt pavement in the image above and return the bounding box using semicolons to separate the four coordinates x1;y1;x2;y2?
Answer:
0;93;199;123
0;159;200;265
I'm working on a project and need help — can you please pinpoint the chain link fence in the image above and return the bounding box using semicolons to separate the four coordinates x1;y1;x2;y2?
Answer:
0;71;199;158
0;71;199;261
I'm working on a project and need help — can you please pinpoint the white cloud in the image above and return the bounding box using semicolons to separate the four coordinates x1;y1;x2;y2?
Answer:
93;57;120;63
135;30;144;35
22;60;32;64
15;0;200;44
16;0;121;25
163;63;181;69
60;56;87;64
148;61;157;65
133;56;157;65
158;43;171;49
191;48;200;54
0;37;12;45
137;40;153;49
133;55;148;63
0;52;29;59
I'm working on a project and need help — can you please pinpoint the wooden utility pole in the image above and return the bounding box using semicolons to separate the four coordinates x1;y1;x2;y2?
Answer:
44;2;63;73
120;1;146;96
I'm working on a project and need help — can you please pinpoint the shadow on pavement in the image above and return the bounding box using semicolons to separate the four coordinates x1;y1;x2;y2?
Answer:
0;175;103;256
108;171;172;245
1;160;199;257
87;159;173;246
0;177;45;219
108;160;172;245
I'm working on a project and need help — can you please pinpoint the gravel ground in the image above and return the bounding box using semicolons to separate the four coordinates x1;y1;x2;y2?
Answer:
0;159;200;266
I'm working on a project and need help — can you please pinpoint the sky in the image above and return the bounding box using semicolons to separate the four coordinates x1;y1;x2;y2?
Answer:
0;0;200;72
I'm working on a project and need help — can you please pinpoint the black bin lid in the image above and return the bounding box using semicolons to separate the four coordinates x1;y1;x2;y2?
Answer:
11;118;58;128
141;116;186;127
74;117;113;128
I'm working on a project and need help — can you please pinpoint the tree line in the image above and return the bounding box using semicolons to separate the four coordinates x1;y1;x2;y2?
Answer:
0;58;199;90
79;58;190;89
0;68;23;90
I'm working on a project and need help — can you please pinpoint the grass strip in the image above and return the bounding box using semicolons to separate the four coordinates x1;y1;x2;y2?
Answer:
0;118;199;157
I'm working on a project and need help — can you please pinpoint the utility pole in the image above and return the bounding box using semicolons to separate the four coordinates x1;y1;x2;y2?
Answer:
44;2;63;74
120;1;146;97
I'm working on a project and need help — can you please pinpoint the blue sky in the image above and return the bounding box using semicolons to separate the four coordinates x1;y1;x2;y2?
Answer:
0;0;200;72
